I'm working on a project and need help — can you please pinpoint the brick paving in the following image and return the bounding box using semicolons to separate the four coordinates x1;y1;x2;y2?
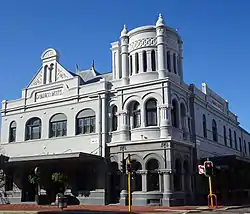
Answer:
0;204;205;212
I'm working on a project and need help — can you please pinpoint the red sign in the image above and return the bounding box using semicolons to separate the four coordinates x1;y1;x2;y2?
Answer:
198;165;205;175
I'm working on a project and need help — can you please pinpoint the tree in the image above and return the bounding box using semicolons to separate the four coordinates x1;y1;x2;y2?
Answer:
51;172;68;194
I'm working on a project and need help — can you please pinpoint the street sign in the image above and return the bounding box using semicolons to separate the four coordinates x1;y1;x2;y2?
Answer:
198;164;205;174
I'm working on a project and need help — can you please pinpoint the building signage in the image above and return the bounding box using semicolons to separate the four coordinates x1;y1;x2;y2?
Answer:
35;88;63;102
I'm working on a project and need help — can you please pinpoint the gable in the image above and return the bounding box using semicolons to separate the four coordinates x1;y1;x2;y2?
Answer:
27;48;75;88
28;67;43;88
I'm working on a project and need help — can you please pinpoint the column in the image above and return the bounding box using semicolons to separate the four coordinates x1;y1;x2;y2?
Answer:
178;40;184;81
158;171;163;192
120;25;129;85
132;54;137;75
138;52;144;73
162;169;172;193
139;170;147;192
146;50;152;72
159;104;171;138
170;52;174;74
161;169;173;206
119;110;129;142
156;14;166;79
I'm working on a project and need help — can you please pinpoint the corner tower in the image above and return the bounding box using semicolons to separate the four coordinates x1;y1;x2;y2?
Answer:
111;14;184;85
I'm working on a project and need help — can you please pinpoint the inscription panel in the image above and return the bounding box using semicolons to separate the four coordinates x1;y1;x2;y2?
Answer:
35;88;63;102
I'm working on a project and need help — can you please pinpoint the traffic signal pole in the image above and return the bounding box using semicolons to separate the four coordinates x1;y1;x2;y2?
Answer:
204;159;217;208
127;154;131;213
208;176;213;207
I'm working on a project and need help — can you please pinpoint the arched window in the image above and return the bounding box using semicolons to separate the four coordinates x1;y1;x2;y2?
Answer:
171;99;179;128
25;117;41;140
203;114;207;138
212;119;218;142
167;51;171;72
135;53;139;74
131;160;142;191
130;55;133;75
244;140;247;153
143;51;147;72
9;121;16;142
239;137;242;152
234;131;237;150
132;102;141;128
174;159;182;191
43;65;48;84
151;50;156;71
173;53;177;74
146;99;157;126
180;103;186;130
229;129;232;147
76;109;95;134
223;126;227;146
146;158;159;191
49;63;54;83
112;106;118;131
50;113;67;137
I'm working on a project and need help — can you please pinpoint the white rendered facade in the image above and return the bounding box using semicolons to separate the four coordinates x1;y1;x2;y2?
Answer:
1;14;250;206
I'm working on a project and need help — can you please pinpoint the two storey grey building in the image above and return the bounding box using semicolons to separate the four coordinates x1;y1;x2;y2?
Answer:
1;14;250;206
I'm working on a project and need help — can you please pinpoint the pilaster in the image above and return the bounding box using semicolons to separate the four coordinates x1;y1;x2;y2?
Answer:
101;93;106;157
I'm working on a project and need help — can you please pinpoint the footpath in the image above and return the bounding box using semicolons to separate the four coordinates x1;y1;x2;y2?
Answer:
0;204;248;214
0;204;247;214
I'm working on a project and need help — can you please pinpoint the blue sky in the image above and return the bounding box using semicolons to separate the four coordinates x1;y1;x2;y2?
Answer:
0;0;250;130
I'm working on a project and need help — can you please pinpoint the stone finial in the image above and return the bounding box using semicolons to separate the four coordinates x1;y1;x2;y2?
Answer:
120;24;128;37
156;13;165;27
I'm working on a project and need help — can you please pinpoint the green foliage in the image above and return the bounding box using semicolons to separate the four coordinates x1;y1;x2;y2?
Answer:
28;174;40;185
51;172;68;184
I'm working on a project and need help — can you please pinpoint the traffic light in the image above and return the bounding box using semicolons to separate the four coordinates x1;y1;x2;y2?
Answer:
121;159;126;174
127;154;132;173
204;161;213;177
127;162;132;173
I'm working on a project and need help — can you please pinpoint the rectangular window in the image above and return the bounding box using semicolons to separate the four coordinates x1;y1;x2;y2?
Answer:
147;111;157;126
32;126;40;139
77;117;96;134
9;128;16;142
248;142;250;154
51;121;67;137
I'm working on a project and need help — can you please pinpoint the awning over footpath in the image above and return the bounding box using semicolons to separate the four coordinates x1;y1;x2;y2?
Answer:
2;152;104;168
200;154;250;170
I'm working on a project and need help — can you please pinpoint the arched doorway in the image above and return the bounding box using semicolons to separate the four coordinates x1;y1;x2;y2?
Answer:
109;162;120;204
174;159;182;191
131;160;142;191
146;159;159;191
183;160;190;192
